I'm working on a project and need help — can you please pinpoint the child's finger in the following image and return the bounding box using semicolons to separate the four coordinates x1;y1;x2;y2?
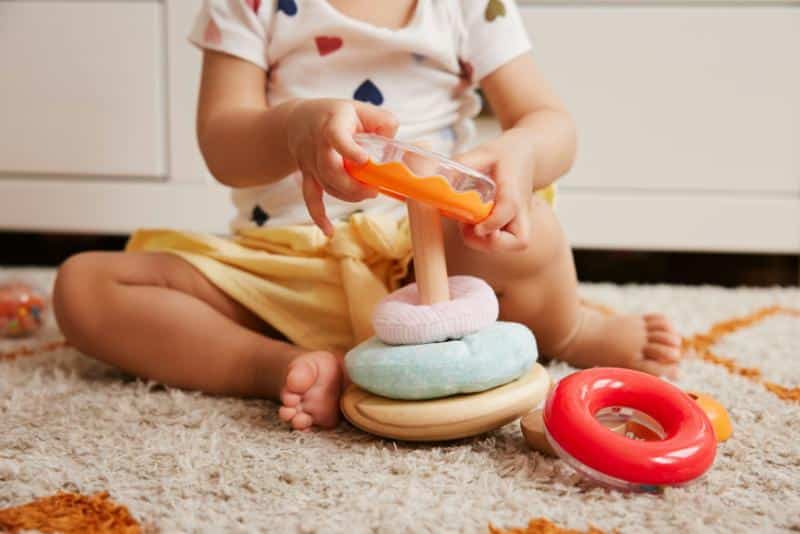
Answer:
325;116;369;164
302;174;334;236
484;229;527;252
460;225;526;253
318;150;378;201
506;213;530;246
355;103;399;138
459;224;493;253
474;198;514;237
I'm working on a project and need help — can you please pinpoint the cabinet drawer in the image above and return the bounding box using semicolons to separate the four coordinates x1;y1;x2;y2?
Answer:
520;7;800;193
0;2;166;178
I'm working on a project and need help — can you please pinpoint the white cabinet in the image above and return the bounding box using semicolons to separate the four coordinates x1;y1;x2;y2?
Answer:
0;0;234;234
515;4;800;253
0;0;798;256
521;7;800;195
0;2;167;178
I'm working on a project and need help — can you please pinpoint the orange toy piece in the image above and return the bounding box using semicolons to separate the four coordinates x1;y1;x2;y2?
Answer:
344;159;494;224
625;392;732;443
343;133;496;225
687;392;733;442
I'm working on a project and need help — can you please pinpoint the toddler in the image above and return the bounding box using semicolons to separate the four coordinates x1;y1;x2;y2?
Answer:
53;0;682;431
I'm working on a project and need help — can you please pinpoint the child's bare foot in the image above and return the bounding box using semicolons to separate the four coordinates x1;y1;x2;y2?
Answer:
278;351;343;430
554;307;683;378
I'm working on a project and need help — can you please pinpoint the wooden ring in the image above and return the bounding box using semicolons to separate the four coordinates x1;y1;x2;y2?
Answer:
341;364;550;441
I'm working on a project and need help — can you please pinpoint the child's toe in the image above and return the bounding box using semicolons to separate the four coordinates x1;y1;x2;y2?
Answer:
647;330;683;350
286;359;318;395
635;359;679;379
644;342;681;363
644;313;675;332
280;390;302;407
291;412;314;430
278;406;297;422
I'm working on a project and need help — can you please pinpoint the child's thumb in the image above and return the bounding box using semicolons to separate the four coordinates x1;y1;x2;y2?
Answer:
453;147;494;175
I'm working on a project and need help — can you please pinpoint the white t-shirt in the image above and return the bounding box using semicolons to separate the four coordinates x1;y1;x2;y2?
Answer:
190;0;531;230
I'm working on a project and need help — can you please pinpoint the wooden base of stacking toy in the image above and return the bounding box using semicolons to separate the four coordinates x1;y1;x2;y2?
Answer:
341;364;550;442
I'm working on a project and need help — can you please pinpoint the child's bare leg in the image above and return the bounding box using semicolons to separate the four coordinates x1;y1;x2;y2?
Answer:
53;251;341;429
444;196;682;376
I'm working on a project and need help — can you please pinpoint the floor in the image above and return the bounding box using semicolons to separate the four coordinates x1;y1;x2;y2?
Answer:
1;268;798;533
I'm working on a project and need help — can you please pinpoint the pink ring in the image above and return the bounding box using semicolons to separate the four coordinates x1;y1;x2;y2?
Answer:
372;276;499;345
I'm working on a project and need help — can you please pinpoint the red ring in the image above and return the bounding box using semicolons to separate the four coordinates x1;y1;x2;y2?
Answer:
543;368;717;485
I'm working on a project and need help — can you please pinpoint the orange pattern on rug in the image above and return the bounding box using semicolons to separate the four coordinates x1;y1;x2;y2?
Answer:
489;518;607;534
581;301;800;402
0;339;68;361
0;305;796;532
682;306;800;402
0;492;141;534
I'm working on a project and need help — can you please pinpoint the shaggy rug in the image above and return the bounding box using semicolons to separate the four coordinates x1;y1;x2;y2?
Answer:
1;268;798;533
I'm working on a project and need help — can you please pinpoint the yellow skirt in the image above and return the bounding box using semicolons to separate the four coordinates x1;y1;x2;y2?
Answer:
126;186;555;353
127;213;413;353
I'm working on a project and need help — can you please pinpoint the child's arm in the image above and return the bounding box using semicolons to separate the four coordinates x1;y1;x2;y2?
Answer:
196;50;299;186
196;50;398;234
481;53;577;191
455;53;577;252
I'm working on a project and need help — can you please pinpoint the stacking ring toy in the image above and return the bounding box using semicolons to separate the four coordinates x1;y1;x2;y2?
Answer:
372;276;498;345
340;134;547;442
344;133;495;224
543;368;717;491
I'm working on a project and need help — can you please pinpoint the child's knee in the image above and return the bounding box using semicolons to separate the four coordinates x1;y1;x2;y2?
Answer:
55;252;107;294
53;252;108;336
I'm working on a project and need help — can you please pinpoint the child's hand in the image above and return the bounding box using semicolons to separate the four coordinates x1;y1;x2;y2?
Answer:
286;99;398;235
453;133;536;252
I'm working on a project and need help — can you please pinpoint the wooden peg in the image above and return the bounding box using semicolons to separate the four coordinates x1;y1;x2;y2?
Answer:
407;199;450;305
402;140;450;305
